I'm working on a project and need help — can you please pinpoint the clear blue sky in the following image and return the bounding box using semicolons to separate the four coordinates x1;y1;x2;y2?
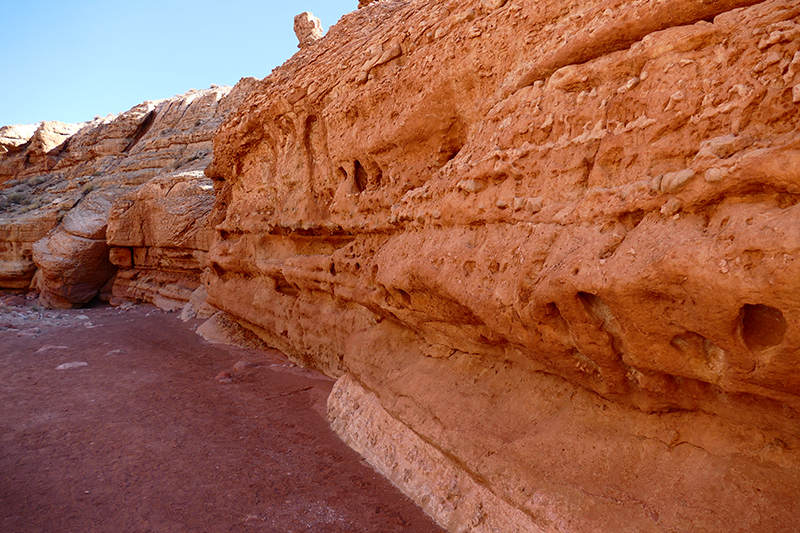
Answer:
1;0;354;126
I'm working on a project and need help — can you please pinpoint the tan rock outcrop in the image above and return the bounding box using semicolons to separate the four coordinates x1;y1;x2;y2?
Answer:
0;212;58;289
294;12;324;48
205;0;800;530
0;124;38;154
106;170;217;310
0;122;84;183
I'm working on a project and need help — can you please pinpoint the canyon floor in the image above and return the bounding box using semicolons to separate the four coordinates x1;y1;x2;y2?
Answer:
0;293;444;533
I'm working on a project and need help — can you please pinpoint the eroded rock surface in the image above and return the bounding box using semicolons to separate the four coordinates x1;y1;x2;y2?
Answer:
205;0;800;530
107;170;217;311
294;12;324;48
0;80;256;301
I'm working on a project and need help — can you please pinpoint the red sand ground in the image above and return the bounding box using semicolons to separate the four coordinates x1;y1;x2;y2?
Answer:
0;295;444;533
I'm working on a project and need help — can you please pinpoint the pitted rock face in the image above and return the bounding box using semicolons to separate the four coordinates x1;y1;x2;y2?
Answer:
206;0;800;531
293;12;323;48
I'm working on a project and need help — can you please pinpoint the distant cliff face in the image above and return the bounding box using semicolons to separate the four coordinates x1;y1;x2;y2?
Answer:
0;81;256;305
205;0;800;531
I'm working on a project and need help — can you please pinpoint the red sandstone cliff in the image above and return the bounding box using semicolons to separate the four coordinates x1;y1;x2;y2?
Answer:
205;0;800;531
1;0;799;530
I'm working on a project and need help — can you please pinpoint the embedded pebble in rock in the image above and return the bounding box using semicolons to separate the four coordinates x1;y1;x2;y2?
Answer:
659;169;696;193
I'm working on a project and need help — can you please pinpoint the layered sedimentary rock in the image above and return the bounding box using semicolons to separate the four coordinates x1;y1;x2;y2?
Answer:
0;121;84;182
32;189;120;307
106;170;217;311
206;0;800;530
0;80;256;303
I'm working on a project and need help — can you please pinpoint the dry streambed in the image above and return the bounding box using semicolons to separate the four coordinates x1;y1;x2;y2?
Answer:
0;293;443;533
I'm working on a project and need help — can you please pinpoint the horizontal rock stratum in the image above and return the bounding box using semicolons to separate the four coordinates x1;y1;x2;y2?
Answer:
2;0;800;531
204;0;800;531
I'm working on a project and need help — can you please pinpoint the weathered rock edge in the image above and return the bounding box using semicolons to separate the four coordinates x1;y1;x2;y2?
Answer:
329;373;536;533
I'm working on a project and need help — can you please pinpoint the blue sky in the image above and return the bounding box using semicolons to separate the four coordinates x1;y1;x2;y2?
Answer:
1;0;354;126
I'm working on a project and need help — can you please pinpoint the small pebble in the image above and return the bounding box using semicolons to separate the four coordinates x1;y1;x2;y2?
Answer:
56;362;89;370
233;361;256;372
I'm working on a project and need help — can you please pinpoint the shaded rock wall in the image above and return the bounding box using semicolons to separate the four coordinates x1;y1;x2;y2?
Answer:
206;0;800;530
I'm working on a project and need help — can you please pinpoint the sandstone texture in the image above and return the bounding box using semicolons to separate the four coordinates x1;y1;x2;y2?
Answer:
294;12;324;48
0;80;256;303
107;170;217;311
204;0;800;531
2;0;799;530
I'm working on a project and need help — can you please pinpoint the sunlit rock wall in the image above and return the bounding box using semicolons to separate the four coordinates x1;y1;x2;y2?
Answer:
206;0;800;531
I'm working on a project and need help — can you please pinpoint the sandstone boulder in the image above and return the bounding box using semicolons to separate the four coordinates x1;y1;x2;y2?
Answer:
32;189;120;308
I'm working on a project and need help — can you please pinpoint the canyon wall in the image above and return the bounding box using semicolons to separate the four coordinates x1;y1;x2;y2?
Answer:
0;80;255;306
2;0;799;530
205;0;800;531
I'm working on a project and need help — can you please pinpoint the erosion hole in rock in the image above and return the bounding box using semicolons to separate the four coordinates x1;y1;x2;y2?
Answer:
354;160;368;193
545;302;572;343
740;304;787;351
395;289;412;307
620;209;646;230
577;292;611;323
210;262;226;278
463;260;476;276
440;117;467;164
274;274;299;297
